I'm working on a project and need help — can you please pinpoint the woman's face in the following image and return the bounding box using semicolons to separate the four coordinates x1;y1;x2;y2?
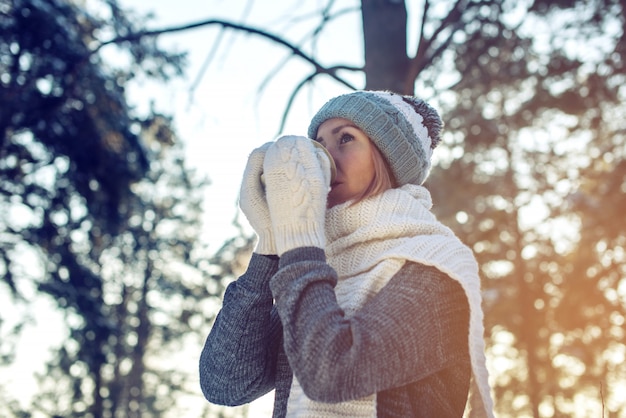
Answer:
315;117;376;208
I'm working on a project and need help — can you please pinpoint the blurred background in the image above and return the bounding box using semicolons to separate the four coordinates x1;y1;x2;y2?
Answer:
1;0;625;417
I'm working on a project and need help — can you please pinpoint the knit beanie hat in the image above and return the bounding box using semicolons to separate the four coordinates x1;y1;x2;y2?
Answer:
307;91;443;186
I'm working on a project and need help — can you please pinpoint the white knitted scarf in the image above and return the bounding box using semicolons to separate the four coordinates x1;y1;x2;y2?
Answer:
285;185;494;418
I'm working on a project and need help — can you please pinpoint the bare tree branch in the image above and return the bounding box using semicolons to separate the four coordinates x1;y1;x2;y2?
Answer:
278;72;318;135
406;0;466;89
406;0;498;91
188;28;226;99
254;3;363;110
417;16;469;78
244;1;364;126
277;64;362;135
405;0;431;92
189;0;255;99
95;19;358;90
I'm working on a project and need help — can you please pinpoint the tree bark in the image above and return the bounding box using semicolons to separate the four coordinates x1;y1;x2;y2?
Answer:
361;0;410;93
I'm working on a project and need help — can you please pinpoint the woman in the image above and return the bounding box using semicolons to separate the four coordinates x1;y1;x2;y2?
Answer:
199;91;494;417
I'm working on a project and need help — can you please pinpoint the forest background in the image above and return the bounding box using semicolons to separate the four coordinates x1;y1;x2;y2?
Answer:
1;0;625;417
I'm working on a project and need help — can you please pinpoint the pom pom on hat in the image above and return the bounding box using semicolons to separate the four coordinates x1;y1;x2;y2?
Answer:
307;91;443;186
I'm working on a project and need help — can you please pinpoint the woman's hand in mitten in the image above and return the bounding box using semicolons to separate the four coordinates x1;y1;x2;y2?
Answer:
239;142;276;255
263;135;331;256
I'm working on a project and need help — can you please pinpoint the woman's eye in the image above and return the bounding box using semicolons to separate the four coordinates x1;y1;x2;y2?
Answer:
339;133;354;145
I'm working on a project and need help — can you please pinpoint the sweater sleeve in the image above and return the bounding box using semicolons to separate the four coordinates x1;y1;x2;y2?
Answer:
269;246;470;404
199;253;283;406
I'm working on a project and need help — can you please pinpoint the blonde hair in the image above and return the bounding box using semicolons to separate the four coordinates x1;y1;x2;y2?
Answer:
352;140;398;205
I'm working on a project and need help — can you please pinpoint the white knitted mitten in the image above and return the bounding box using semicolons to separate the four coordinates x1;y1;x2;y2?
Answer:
239;142;276;255
263;135;331;255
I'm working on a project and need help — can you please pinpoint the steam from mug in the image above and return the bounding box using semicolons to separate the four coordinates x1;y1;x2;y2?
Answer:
260;140;337;186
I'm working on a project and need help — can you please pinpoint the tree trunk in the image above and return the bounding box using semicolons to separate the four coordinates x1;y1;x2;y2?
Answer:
360;0;410;93
126;270;151;418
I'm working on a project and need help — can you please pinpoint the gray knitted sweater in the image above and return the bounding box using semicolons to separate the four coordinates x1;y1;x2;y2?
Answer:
200;247;471;417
